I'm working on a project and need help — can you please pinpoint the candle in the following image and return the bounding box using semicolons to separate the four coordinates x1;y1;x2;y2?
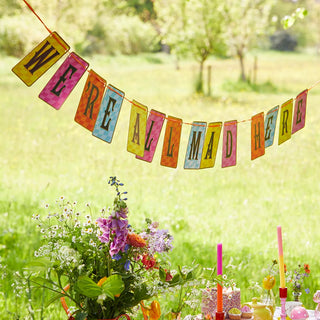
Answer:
217;243;223;313
277;226;286;288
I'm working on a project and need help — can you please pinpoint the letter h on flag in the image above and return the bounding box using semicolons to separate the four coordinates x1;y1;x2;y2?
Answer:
251;112;265;160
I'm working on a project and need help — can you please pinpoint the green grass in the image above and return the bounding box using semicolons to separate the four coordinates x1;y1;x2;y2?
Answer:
1;49;320;318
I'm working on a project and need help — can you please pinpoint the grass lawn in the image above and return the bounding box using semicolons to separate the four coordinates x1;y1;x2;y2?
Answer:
1;48;320;318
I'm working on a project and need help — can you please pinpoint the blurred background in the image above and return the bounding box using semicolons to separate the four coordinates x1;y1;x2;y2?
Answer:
1;0;320;319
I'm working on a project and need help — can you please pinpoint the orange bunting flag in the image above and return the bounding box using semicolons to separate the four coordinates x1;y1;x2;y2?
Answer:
160;116;182;168
251;112;265;160
74;70;106;131
292;89;308;134
278;99;293;145
222;120;237;168
200;122;222;169
12;32;69;86
127;100;148;157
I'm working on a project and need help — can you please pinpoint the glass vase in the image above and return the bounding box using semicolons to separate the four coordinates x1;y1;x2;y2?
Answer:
293;292;302;302
261;289;276;316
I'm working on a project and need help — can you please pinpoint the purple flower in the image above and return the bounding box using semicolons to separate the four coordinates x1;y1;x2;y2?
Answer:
124;260;130;271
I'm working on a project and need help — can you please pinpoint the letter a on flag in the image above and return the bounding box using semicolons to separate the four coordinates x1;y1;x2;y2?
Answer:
160;116;182;168
127;100;148;157
200;122;222;169
39;52;89;109
74;70;106;131
93;85;125;143
184;121;206;169
12;32;70;86
251;112;265;160
278;99;293;145
222;120;237;168
136;109;165;163
292;89;308;134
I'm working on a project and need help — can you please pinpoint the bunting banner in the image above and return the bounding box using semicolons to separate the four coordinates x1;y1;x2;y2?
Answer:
222;121;237;168
10;1;317;170
136;110;166;163
251;112;265;160
93;85;125;143
184;122;206;169
264;106;279;148
160;116;182;169
74;70;106;131
39;52;89;109
292;89;308;134
200;122;222;169
278;99;293;145
12;32;69;86
127;100;148;157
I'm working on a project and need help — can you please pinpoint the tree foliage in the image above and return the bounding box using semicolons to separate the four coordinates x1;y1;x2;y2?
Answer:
222;0;275;81
154;0;226;93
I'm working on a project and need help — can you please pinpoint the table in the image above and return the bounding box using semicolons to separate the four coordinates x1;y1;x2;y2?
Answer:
274;307;315;319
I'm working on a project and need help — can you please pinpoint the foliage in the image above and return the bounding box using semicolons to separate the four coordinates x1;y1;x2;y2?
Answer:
78;15;159;56
154;0;226;94
25;177;176;319
281;7;308;30
222;0;275;82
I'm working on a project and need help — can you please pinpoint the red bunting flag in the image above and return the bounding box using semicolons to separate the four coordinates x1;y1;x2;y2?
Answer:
160;116;182;168
74;70;106;131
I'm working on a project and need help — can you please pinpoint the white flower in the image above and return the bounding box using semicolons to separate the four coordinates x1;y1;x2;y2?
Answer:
89;239;96;247
87;228;93;234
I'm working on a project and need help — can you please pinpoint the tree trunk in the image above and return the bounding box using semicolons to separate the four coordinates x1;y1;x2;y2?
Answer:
196;60;205;94
238;52;246;82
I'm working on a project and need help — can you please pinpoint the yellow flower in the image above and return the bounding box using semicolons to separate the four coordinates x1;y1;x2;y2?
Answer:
262;275;276;290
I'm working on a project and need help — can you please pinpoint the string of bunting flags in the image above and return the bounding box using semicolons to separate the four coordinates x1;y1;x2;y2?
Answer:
12;0;315;170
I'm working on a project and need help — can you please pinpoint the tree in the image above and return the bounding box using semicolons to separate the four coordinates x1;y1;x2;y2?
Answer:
222;0;274;82
154;0;226;94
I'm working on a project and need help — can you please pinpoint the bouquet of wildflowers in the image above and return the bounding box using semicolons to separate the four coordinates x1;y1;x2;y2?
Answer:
285;263;311;295
29;177;174;320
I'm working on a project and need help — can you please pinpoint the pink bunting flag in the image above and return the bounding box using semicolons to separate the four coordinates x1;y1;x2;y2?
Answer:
222;120;237;168
136;110;166;163
292;89;308;134
39;52;89;109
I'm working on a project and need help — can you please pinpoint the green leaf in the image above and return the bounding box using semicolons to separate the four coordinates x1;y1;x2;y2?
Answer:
101;274;125;297
45;292;65;307
75;311;88;320
159;267;167;282
30;276;54;288
24;258;53;271
76;276;102;298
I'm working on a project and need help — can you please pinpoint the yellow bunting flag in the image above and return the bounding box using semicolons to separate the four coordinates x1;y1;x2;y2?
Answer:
200;122;222;169
74;70;106;132
160;116;182;168
251;112;265;160
12;32;69;86
127;100;148;157
278;99;293;145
